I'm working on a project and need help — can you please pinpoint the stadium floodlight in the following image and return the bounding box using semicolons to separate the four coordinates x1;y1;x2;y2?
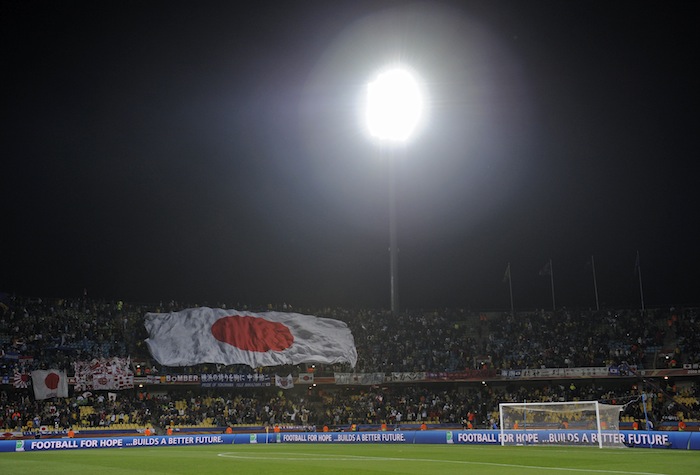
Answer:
499;401;625;449
364;65;426;315
365;67;424;143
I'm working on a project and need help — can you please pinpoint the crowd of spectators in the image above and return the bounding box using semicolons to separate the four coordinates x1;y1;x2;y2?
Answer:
2;295;698;376
0;296;132;373
484;308;668;369
310;305;698;374
0;389;154;432
1;294;699;433
3;378;699;433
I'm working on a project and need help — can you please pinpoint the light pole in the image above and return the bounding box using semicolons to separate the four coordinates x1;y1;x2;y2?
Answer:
365;67;424;315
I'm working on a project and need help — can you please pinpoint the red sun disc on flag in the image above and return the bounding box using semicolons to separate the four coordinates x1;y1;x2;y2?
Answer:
211;315;294;352
44;372;60;390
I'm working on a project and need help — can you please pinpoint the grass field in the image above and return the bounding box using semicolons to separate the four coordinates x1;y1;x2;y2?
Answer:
1;443;698;475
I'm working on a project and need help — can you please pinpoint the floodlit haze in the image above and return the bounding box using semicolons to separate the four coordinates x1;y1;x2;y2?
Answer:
2;1;698;311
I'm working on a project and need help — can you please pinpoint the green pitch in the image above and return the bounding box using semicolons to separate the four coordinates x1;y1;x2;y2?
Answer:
1;443;698;475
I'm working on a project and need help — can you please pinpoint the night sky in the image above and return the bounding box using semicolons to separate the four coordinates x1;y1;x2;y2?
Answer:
3;1;698;311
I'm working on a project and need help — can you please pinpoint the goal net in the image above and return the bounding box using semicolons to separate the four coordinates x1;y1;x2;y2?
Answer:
499;401;625;448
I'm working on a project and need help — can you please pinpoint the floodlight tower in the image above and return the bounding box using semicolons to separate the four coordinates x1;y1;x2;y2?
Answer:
365;67;424;315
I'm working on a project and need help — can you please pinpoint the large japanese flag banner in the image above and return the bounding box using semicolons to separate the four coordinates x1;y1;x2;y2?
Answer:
31;370;68;400
144;308;358;368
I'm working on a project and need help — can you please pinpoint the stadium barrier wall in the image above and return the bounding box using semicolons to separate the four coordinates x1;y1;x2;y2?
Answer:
2;430;699;452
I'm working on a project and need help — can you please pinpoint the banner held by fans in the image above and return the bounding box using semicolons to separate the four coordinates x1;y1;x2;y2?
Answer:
31;370;68;400
73;357;134;392
13;371;30;389
145;308;357;368
275;374;294;389
298;373;314;384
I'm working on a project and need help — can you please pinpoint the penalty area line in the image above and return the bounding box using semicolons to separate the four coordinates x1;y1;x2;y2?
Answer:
216;452;670;475
218;452;383;461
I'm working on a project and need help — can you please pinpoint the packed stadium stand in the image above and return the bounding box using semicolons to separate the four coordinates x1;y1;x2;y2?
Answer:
1;295;698;437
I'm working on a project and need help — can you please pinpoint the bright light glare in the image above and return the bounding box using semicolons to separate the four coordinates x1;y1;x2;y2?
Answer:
366;68;424;143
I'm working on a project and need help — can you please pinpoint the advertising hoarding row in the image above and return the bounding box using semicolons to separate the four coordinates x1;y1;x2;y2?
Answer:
2;430;699;452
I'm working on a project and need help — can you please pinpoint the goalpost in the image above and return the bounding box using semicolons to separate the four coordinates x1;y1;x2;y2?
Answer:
499;401;625;448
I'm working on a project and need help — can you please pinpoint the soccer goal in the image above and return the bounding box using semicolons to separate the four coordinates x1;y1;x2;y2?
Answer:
499;401;626;448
